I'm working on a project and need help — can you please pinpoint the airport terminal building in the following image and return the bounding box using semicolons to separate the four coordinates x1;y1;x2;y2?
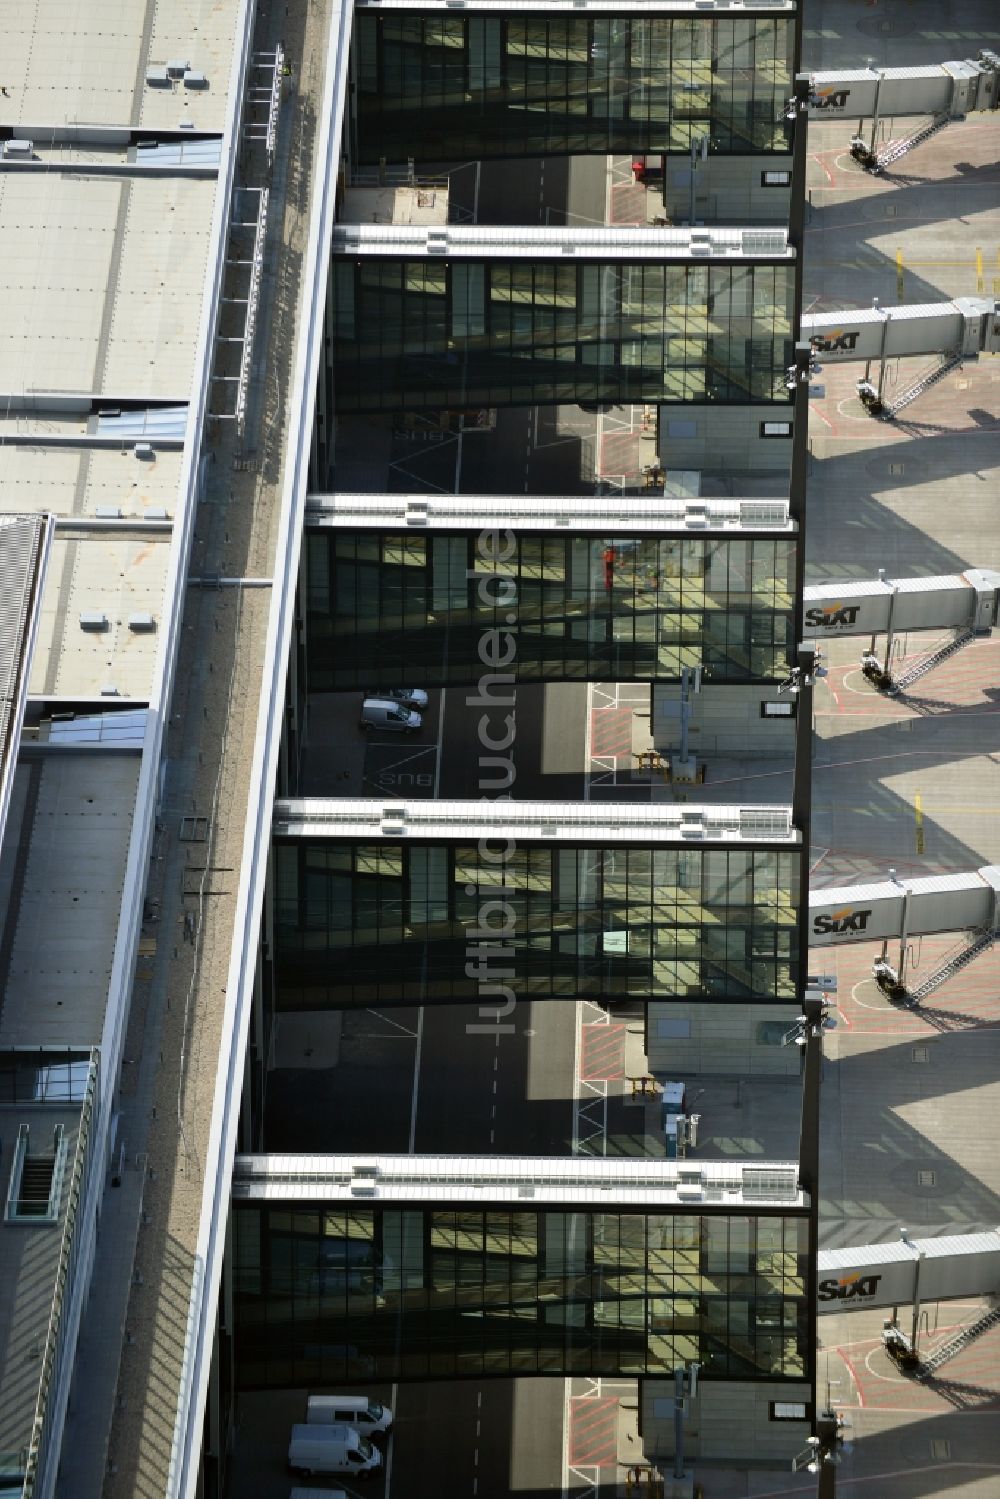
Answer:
2;1;999;1497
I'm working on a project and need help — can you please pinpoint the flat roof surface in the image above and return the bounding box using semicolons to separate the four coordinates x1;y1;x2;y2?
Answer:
234;1153;806;1207
0;0;239;134
274;797;799;844
0;754;140;1049
0;172;216;399
28;532;171;701
0;0;250;1490
0;448;183;519
306;493;795;533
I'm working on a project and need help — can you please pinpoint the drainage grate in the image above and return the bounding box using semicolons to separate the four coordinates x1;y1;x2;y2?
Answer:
912;1045;930;1063
179;816;209;842
931;1439;951;1459
889;463;905;476
917;1169;936;1187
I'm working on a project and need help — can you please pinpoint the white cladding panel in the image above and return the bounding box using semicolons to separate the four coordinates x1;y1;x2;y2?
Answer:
810;872;995;944
803;306;966;362
806;67;956;121
818;1232;1000;1312
817;1256;919;1311
809;888;904;945
803;576;981;636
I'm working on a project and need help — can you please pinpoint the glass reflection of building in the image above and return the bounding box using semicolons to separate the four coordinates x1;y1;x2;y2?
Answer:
223;0;817;1443
234;1202;810;1385
273;838;800;1008
306;529;796;687
327;260;795;412
355;15;796;161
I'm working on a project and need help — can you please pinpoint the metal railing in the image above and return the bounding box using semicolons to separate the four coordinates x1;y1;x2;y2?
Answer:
20;1051;100;1499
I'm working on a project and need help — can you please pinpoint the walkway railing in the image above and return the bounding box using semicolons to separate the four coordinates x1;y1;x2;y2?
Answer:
21;1050;100;1498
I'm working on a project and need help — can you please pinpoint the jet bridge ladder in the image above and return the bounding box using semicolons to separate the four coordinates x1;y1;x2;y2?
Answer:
858;352;966;421
850;111;952;173
862;624;977;696
873;925;995;1005
912;1302;1000;1379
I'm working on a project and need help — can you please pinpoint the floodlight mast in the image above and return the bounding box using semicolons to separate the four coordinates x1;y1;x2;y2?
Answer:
791;1408;846;1494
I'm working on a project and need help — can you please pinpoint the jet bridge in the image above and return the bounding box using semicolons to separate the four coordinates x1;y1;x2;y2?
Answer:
803;568;1000;695
804;54;1000;124
818;1230;1000;1376
817;1231;1000;1314
802;300;1000;365
802;50;1000;171
810;866;1000;1004
801;298;1000;420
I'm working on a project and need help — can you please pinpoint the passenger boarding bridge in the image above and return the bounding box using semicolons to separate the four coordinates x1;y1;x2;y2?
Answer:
801;297;1000;419
809;866;1000;1005
803;568;1000;695
818;1230;1000;1379
802;49;1000;170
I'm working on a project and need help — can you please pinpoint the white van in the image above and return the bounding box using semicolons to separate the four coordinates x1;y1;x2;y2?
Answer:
359;697;421;733
287;1423;382;1480
306;1393;393;1434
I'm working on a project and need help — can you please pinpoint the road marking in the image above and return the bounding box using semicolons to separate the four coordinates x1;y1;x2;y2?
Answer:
977;245;984;293
914;791;924;854
896;247;904;301
809;152;835;187
366;1008;418;1038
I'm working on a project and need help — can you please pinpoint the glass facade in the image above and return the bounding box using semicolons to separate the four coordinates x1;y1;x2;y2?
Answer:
273;839;800;1008
327;260;795;412
306;529;796;687
355;15;795;161
234;1203;810;1385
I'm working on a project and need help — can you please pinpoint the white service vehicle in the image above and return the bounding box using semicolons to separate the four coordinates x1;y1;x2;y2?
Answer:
360;696;422;733
307;1393;393;1433
287;1423;382;1480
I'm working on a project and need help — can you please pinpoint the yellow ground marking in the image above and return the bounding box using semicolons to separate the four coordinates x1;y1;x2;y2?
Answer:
977;246;984;293
896;248;904;302
915;792;925;856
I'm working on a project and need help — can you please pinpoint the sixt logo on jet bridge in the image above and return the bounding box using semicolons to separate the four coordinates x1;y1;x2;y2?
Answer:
805;602;862;629
818;1271;883;1303
809;329;862;355
809;86;852;112
812;906;873;937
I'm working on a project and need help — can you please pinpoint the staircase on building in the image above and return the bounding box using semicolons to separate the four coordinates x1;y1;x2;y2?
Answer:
18;1153;57;1216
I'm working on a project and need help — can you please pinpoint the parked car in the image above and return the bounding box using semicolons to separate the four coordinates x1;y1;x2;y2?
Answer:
360;697;422;733
367;686;429;710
